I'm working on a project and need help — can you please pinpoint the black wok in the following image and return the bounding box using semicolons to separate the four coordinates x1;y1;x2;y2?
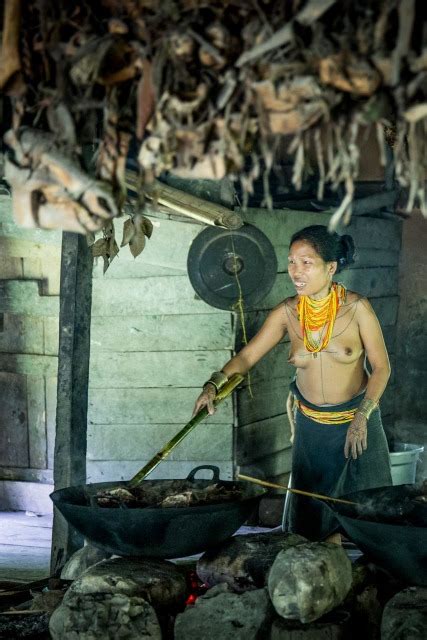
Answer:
50;466;266;558
331;484;427;586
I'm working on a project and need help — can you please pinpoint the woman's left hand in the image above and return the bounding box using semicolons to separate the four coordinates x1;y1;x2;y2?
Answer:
344;413;368;459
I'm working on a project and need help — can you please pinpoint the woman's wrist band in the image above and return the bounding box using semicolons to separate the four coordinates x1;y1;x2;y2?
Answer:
203;371;228;393
356;398;378;420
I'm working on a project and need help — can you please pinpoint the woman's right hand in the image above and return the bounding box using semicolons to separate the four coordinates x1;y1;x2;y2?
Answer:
192;383;216;417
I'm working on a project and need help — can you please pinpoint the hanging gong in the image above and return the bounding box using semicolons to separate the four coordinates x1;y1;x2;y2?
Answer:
187;224;277;310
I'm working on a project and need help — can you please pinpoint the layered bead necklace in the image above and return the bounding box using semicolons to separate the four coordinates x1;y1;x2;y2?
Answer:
297;282;347;356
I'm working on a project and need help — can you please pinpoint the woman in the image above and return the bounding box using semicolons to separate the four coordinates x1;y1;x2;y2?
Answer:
193;224;392;543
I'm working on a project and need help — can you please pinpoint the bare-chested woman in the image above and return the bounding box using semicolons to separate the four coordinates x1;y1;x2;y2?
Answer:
193;225;393;543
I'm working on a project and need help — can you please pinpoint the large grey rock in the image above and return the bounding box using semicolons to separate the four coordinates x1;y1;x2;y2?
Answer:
268;542;352;624
381;587;427;639
49;591;161;640
66;556;187;610
49;556;187;639
270;608;350;639
174;584;274;639
197;531;307;592
60;543;110;580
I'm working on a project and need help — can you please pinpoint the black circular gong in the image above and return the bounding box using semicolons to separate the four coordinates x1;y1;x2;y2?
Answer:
187;224;277;310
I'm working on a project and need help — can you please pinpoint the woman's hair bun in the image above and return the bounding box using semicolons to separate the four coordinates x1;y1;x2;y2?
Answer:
339;234;356;269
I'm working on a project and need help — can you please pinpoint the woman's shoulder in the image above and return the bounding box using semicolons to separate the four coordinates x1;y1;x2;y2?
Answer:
344;290;378;320
343;289;363;305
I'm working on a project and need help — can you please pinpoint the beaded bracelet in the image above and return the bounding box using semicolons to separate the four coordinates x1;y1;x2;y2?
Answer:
203;370;228;393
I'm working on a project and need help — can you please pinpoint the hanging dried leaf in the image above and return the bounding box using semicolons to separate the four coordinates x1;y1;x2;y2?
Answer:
129;226;146;258
121;217;135;246
2;0;427;228
139;215;153;239
108;236;119;261
92;237;109;258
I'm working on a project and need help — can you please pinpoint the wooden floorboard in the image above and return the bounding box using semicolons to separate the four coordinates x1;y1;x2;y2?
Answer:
0;512;52;582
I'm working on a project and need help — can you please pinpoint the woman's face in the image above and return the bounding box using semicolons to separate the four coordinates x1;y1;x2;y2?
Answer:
288;240;337;299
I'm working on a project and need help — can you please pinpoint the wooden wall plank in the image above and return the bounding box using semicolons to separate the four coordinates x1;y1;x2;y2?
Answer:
0;353;58;376
370;297;399;326
350;248;399;268
237;380;288;426
87;460;234;483
0;314;45;354
89;350;231;388
236;415;292;464
90;314;233;352
240;447;293;479
0;236;61;260
0;281;59;316
88;387;233;425
0;256;23;278
0;466;53;483
93;260;185;278
27;376;47;469
0;372;29;467
87;423;233;462
44;317;59;355
91;277;224;316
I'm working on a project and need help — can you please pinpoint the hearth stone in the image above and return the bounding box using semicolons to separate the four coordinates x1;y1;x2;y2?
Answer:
381;587;427;639
268;542;352;624
49;591;161;639
61;543;111;580
174;584;274;639
269;608;350;639
49;556;187;639
197;531;307;592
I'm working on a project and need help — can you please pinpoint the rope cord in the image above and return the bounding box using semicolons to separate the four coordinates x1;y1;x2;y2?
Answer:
230;231;253;399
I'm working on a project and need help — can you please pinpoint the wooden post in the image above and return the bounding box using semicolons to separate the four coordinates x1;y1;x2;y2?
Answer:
50;232;93;576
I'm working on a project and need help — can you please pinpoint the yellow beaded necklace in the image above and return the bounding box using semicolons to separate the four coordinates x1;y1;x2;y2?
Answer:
297;282;347;354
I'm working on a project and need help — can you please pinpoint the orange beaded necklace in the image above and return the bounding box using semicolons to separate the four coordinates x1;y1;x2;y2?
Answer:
297;282;347;354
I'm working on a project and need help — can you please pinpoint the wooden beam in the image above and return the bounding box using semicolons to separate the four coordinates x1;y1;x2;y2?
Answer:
50;232;92;576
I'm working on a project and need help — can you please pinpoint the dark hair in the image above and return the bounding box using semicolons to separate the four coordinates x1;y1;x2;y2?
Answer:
290;225;355;273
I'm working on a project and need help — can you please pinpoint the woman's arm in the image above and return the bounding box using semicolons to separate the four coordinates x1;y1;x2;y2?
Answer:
344;297;391;459
193;302;288;415
357;297;391;402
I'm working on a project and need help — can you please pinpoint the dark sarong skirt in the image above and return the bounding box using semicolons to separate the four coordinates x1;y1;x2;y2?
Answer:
289;380;392;541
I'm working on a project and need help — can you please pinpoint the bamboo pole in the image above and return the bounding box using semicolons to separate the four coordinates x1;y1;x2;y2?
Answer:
128;374;244;487
125;171;243;230
237;474;358;506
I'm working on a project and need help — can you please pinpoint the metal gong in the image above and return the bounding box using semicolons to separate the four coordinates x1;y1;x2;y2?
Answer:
187;224;277;310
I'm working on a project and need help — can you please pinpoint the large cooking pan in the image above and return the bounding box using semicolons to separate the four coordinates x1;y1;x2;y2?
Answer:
331;484;427;586
50;466;266;558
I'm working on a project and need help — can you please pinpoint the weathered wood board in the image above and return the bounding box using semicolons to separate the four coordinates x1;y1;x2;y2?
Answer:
0;281;59;316
86;459;234;482
89;350;231;388
88;387;233;425
0;372;29;467
87;422;233;462
236;414;292;464
240;447;293;479
90;314;233;352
